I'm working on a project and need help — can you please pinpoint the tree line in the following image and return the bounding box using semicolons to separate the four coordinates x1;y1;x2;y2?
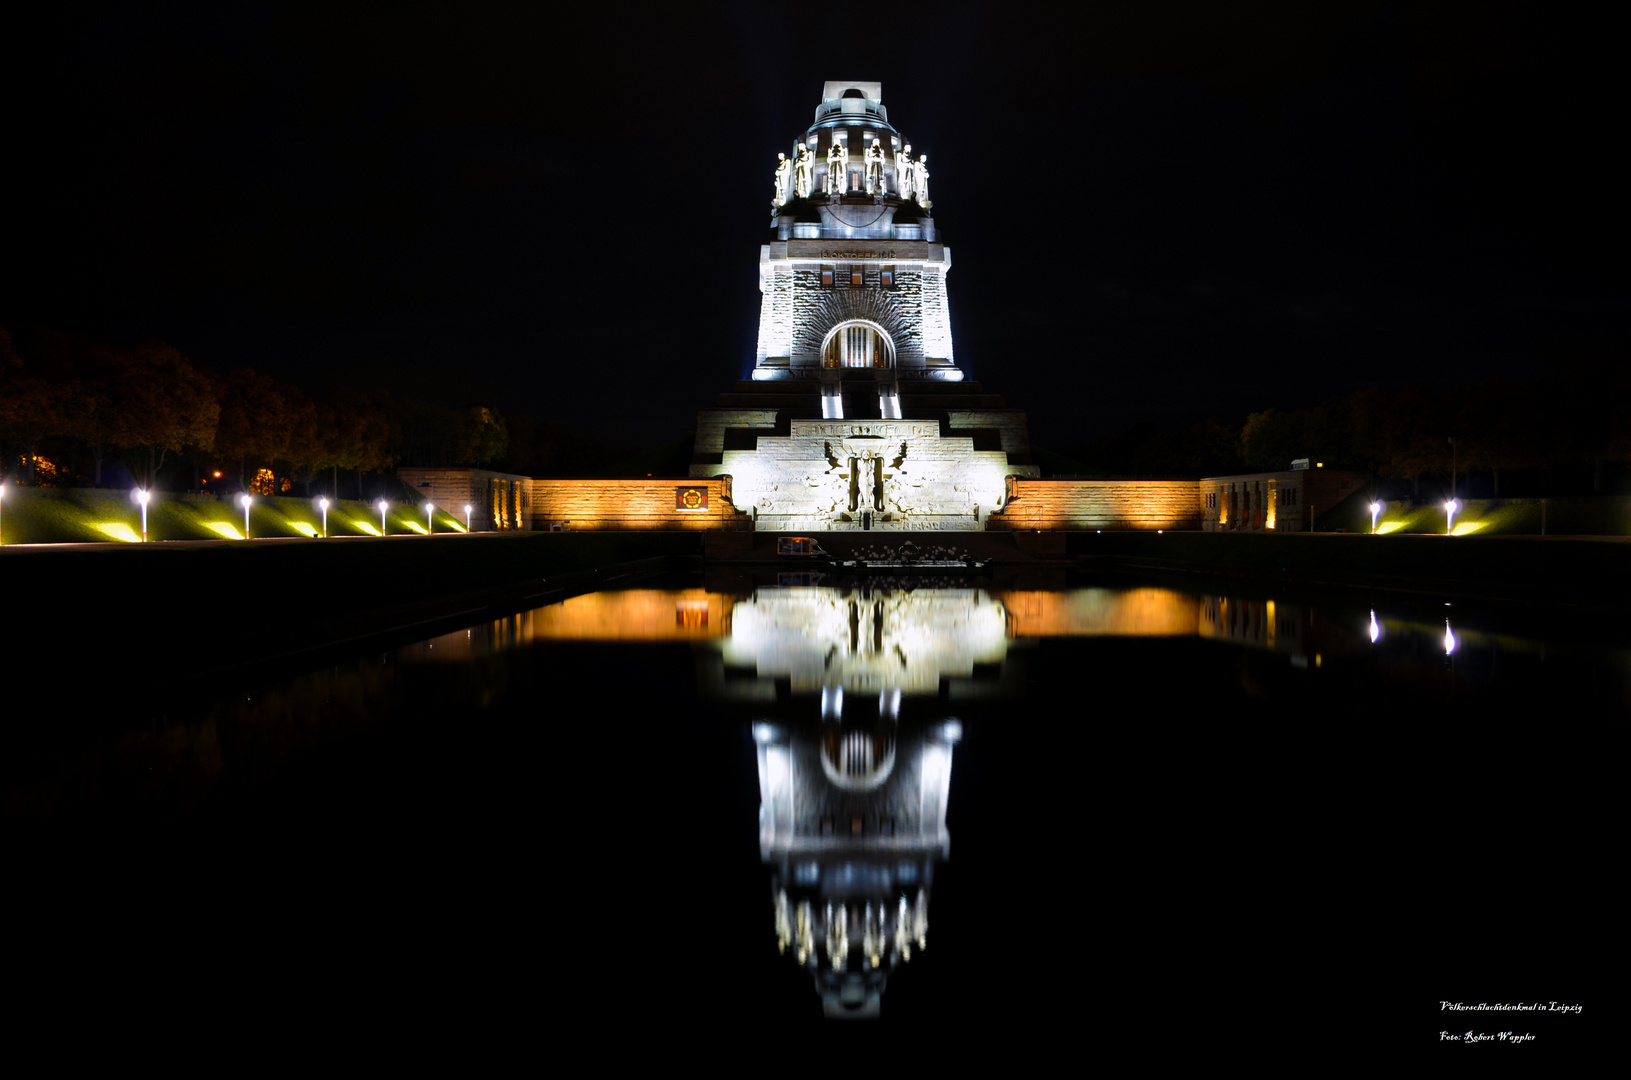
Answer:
0;324;513;498
1062;360;1630;498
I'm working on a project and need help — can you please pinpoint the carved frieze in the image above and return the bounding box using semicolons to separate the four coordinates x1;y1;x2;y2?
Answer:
794;421;938;439
816;249;899;260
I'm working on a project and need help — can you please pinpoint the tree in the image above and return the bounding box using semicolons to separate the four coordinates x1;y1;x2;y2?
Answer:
1240;409;1311;471
0;325;82;484
1373;386;1450;499
455;406;508;467
299;394;397;498
213;368;314;492
107;340;219;489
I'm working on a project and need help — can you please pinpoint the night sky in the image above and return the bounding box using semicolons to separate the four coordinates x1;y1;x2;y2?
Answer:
3;2;1620;452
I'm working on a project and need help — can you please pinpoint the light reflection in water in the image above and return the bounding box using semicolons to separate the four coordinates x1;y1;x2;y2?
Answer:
402;585;1352;670
391;583;1620;1017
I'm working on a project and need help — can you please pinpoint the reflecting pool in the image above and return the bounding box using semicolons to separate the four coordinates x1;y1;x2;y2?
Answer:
8;578;1621;1029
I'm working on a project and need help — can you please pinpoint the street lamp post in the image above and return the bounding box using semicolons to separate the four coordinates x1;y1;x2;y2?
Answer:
239;493;253;539
378;499;388;536
464;504;472;532
1;482;6;546
318;496;330;538
1444;499;1460;534
1369;501;1382;534
424;501;434;535
136;489;150;542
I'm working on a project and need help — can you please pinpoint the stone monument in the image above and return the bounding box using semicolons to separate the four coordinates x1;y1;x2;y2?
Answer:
687;82;1040;532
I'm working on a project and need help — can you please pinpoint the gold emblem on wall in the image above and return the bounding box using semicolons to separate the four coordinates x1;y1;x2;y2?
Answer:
676;486;709;511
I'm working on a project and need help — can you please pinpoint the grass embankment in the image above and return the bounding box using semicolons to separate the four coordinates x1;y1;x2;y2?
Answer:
1317;488;1631;536
0;486;471;544
1067;530;1631;606
2;531;700;691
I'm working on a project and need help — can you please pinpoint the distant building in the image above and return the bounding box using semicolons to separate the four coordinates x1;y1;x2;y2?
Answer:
1199;463;1368;532
396;467;532;531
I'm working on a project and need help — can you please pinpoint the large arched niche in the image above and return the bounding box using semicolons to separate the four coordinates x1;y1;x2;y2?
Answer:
792;286;923;368
820;319;896;369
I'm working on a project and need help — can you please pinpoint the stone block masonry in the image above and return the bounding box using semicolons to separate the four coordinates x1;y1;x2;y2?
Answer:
530;477;752;532
991;480;1203;531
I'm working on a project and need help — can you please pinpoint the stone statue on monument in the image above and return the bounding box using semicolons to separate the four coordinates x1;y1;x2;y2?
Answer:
794;144;813;198
773;152;791;206
896;143;914;202
827;142;848;194
915;154;929;206
864;139;885;195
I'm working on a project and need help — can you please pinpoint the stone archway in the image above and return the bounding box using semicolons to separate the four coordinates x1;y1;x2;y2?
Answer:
820;319;897;369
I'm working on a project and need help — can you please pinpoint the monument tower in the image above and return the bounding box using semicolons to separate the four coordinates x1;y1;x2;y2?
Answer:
690;81;1040;532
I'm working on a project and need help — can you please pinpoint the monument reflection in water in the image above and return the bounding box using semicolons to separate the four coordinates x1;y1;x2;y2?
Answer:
724;590;993;1018
403;583;1367;1018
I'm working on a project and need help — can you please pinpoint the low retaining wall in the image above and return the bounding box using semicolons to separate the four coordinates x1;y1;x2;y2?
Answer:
991;479;1202;531
530;478;752;531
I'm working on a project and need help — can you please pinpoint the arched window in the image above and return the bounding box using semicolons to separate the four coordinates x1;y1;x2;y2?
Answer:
821;320;895;369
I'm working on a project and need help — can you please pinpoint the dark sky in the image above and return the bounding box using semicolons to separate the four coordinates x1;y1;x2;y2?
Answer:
2;2;1620;450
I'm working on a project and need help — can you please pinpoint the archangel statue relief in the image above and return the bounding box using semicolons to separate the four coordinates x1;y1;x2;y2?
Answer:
864;139;885;195
827;142;848;194
794;145;814;198
773;152;791;206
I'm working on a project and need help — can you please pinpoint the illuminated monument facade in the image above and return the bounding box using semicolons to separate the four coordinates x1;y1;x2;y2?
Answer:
686;81;1042;532
465;81;1349;533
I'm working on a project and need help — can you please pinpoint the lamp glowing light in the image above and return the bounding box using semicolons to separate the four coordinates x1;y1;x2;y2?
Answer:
135;489;150;542
378;499;388;535
1;482;6;546
238;493;253;539
1444;498;1460;534
1368;610;1380;644
1444;619;1457;656
424;501;434;535
1369;501;1383;534
464;504;472;531
318;496;330;538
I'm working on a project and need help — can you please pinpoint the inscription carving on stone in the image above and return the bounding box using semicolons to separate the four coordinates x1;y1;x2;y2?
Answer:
818;249;898;260
798;421;936;439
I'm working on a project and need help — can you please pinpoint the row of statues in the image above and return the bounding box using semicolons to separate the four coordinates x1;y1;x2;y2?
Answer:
773;138;929;207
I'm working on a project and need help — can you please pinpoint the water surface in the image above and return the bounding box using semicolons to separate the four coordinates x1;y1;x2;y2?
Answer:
10;577;1619;1030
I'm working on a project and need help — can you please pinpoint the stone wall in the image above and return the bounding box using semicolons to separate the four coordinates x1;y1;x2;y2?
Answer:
990;479;1203;531
919;263;953;364
693;408;782;463
946;410;1032;462
530;478;752;532
787;267;926;367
